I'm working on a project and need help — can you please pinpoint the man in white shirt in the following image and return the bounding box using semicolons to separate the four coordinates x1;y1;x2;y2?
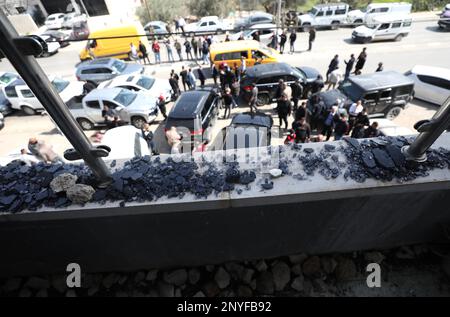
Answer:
349;100;364;117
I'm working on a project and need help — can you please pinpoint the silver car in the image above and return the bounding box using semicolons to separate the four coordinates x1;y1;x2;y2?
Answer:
75;58;145;84
67;88;158;130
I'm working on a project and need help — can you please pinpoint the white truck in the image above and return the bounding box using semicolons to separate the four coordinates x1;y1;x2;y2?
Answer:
185;16;227;35
347;2;412;26
297;3;350;30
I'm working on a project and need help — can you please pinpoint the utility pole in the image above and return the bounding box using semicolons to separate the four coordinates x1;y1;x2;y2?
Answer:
277;0;282;30
144;0;151;20
79;0;89;18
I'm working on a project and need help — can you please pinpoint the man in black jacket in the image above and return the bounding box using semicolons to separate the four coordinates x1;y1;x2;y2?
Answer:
279;31;287;54
344;54;355;79
197;67;206;88
276;93;292;129
180;66;189;91
308;28;316;51
291;79;303;110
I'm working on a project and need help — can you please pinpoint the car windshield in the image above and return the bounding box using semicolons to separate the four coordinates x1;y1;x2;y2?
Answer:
339;81;364;100
136;76;155;90
243;29;254;37
112;60;127;73
51;78;70;93
114;89;137;106
291;67;307;81
47;17;55;21
0;73;16;85
366;23;379;29
310;8;318;16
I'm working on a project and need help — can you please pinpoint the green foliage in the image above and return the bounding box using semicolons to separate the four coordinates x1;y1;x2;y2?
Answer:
187;0;238;18
137;0;186;25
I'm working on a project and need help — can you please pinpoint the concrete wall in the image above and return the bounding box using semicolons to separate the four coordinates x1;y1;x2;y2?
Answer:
7;14;38;35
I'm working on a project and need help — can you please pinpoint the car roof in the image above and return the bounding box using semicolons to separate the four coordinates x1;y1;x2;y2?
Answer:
250;23;277;30
411;65;450;81
231;112;273;128
313;3;348;8
78;58;115;69
371;13;412;23
85;88;124;100
245;62;294;77
367;2;411;8
102;74;142;87
170;90;212;118
349;71;414;91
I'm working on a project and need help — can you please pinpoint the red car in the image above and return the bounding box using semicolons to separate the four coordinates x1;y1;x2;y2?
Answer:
71;21;90;40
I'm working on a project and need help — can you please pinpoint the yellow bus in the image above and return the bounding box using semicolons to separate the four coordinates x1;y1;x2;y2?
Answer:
79;24;150;61
209;40;280;69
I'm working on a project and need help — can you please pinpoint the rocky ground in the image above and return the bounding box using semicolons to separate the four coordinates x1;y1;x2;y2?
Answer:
1;244;449;297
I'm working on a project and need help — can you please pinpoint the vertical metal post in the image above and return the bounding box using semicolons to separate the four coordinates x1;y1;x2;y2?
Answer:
402;96;450;162
0;10;112;187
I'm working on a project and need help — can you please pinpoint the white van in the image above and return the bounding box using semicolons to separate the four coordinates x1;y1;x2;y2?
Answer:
352;14;412;43
347;2;412;25
298;3;350;30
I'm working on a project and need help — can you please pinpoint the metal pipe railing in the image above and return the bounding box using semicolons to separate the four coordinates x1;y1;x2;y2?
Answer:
0;10;112;187
402;96;450;162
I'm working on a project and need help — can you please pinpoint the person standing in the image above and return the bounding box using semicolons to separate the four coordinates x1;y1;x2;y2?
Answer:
165;39;175;63
188;68;197;90
327;55;339;82
276;93;292;130
178;17;186;35
351;108;370;139
354;48;367;74
141;123;158;155
308;28;316;51
202;40;209;65
289;29;297;54
279;31;287;54
184;39;193;60
130;43;139;62
348;100;364;132
191;36;198;60
152;40;161;64
222;87;235;119
174;39;183;61
269;31;278;50
292;117;311;143
291;79;303;111
376;62;384;72
212;64;219;86
311;75;325;94
139;41;151;65
169;73;181;99
252;31;260;42
364;122;380;138
180;66;188;91
197;37;203;59
294;101;307;121
166;126;183;154
197;67;206;88
334;114;349;141
157;95;167;119
322;106;338;141
344;54;355;79
239;56;247;75
231;78;240;104
249;83;258;113
327;68;342;90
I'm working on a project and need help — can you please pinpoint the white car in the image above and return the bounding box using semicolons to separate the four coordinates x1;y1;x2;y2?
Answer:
230;23;280;46
101;125;151;161
97;74;173;102
405;65;450;106
0;72;20;87
372;119;416;137
45;13;66;30
298;3;349;30
352;14;412;43
3;77;84;115
347;2;412;25
62;12;87;29
185;16;225;35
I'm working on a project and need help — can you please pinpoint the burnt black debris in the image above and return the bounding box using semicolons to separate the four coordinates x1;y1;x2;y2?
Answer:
261;179;274;190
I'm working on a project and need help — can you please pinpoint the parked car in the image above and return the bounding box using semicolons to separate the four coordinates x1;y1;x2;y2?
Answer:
62;12;87;29
75;58;145;84
352;14;412;43
229;23;280;46
26;34;60;57
298;3;350;30
0;90;13;116
347;2;412;26
165;88;221;145
0;72;20;87
41;30;71;48
0;112;4;131
45;13;66;30
314;71;414;120
71;21;90;40
372;118;416;137
98;74;173;101
222;112;273;150
3;77;84;115
67;88;158;130
240;62;320;105
185;16;226;35
101;125;151;161
144;21;169;37
438;6;450;30
405;65;450;106
234;12;274;30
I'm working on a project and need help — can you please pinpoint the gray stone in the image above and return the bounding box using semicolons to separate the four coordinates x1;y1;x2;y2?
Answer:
88;286;99;296
50;173;78;193
242;268;255;285
188;268;201;285
175;288;182;297
291;264;303;276
237;285;253;297
203;282;220;297
396;246;416;260
102;273;120;289
291;275;305;292
158;282;175;297
25;277;50;290
312;278;328;293
272;261;291;291
442;258;450;279
66;184;95;204
250;279;257;290
364;251;386;264
321;256;338;274
115;291;129;297
163;269;188;286
131;290;146;297
148;289;159;297
146;270;158;282
19;288;32;297
256;271;274;295
134;271;146;283
335;258;357;282
413;245;429;257
269;169;283;178
193;291;206;297
2;277;22;293
118;275;128;286
215;267;231;289
205;265;215;272
224;262;245;280
51;275;67;293
289;253;308;265
35;289;48;297
302;256;322;277
66;290;77;297
255;260;268;272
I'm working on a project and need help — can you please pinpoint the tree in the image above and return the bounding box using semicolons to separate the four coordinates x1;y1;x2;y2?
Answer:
136;0;186;25
187;0;238;18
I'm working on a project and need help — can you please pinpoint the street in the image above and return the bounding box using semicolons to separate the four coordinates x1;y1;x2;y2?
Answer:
0;18;449;158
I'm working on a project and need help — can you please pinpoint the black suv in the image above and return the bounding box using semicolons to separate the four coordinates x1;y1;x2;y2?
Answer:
165;88;221;145
240;62;320;105
222;112;273;150
315;71;414;119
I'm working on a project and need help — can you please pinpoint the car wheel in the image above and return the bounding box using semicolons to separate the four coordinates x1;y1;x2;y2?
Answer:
302;23;311;32
131;116;147;129
216;29;223;35
395;34;403;42
385;106;403;120
257;93;270;106
21;106;36;116
331;21;340;30
77;118;94;130
354;19;363;26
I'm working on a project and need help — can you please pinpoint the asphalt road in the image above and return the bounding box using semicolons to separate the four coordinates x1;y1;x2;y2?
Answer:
0;18;449;158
